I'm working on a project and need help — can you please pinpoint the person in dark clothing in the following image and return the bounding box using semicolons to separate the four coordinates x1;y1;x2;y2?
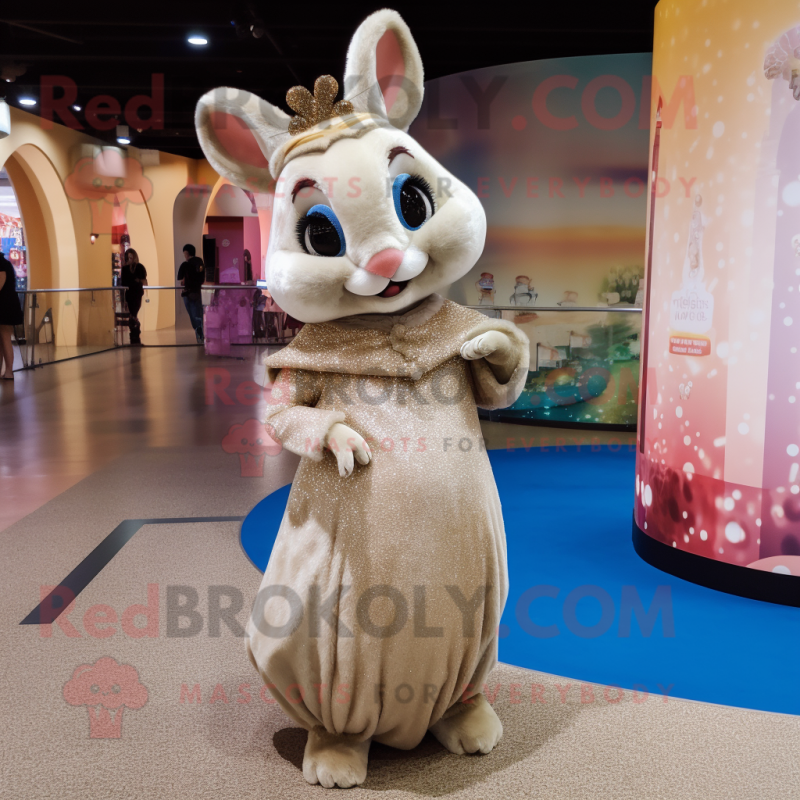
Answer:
177;243;205;343
120;248;147;345
0;252;23;380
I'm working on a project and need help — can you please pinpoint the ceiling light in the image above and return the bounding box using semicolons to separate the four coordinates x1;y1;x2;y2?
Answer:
116;124;130;145
187;35;208;46
72;104;81;112
19;97;36;106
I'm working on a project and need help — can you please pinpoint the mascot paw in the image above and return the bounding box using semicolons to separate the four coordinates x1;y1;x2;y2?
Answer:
429;693;503;755
324;422;372;478
460;330;511;363
302;728;371;788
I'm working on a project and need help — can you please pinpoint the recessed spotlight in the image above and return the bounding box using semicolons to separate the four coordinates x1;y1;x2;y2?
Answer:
117;137;131;145
187;35;208;46
72;104;82;112
19;97;36;106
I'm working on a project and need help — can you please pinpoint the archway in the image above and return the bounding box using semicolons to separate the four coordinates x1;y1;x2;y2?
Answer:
172;180;216;342
171;177;274;346
0;165;27;291
2;144;81;347
203;180;261;283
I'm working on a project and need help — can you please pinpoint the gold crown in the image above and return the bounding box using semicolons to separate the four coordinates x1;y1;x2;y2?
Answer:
286;75;354;135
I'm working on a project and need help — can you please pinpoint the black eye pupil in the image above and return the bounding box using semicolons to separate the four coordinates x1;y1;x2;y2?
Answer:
400;184;429;228
306;215;342;257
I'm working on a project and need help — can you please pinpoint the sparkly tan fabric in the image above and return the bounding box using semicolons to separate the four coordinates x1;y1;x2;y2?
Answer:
246;296;529;749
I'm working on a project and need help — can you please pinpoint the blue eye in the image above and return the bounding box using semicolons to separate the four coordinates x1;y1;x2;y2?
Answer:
296;204;346;257
392;174;435;230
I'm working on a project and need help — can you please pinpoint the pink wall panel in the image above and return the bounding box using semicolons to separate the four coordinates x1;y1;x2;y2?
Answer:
207;216;244;283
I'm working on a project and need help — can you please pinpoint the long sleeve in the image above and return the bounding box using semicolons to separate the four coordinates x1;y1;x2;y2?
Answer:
264;368;346;460
463;318;530;411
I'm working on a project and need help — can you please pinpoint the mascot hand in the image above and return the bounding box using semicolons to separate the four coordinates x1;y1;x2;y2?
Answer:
324;423;372;477
460;330;513;366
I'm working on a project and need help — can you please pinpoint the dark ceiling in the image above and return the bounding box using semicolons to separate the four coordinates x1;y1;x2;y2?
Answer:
0;1;660;160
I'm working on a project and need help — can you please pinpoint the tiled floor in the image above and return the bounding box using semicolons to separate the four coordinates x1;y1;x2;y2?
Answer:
0;345;278;531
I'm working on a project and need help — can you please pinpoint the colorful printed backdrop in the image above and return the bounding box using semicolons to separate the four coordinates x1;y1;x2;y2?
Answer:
410;54;655;426
410;53;653;309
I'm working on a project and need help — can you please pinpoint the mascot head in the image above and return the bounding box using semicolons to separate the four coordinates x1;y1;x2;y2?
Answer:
195;9;486;323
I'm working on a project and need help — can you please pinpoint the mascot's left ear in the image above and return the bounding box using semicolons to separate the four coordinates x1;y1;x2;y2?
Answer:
343;8;425;132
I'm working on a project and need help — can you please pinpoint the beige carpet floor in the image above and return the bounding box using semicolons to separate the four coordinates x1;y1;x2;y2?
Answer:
2;446;798;800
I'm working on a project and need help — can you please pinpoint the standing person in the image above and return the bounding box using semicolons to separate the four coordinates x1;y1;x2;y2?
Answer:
0;250;24;380
120;248;147;345
177;244;205;344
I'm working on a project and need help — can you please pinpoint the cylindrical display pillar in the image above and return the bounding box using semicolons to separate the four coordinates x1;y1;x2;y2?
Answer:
634;0;800;605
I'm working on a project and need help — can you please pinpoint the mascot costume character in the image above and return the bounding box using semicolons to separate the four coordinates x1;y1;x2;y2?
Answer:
196;9;529;788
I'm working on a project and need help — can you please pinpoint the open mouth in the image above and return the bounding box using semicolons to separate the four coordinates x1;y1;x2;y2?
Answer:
378;279;410;298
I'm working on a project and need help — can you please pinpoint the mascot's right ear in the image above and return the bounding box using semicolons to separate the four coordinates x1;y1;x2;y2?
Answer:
195;9;424;186
195;89;291;190
343;9;425;132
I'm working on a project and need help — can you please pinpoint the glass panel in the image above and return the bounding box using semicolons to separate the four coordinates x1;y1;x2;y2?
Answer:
131;286;300;349
9;284;305;371
10;287;639;435
19;289;123;368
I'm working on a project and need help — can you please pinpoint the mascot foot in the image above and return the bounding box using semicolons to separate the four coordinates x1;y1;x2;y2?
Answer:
303;728;371;788
430;693;503;755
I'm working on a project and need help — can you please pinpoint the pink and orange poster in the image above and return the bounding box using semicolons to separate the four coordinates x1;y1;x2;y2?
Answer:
635;0;800;580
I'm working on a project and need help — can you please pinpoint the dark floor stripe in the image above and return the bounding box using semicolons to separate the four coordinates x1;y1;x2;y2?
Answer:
20;516;245;625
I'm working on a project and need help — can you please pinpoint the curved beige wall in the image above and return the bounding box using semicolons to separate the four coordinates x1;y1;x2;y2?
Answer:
0;107;110;293
0;105;224;338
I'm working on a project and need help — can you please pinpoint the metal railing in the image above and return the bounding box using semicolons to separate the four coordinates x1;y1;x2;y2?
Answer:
464;304;643;313
11;288;643;376
12;285;296;369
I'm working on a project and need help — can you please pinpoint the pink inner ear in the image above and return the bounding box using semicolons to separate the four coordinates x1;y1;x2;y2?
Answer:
209;112;269;169
376;29;405;113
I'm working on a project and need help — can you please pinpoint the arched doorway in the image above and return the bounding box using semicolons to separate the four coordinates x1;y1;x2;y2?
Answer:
0;166;27;292
171;181;215;343
3;144;80;293
203;179;262;283
3;144;81;348
171;177;274;347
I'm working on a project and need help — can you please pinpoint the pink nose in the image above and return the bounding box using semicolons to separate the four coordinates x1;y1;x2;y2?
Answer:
364;248;404;279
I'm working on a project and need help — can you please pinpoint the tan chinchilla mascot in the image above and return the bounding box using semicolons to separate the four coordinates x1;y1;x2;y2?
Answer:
196;8;529;789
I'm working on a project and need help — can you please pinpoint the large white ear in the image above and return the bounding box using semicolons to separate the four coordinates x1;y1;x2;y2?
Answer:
343;9;424;131
195;88;291;189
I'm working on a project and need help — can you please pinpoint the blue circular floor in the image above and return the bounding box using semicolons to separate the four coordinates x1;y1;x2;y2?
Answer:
242;446;800;715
